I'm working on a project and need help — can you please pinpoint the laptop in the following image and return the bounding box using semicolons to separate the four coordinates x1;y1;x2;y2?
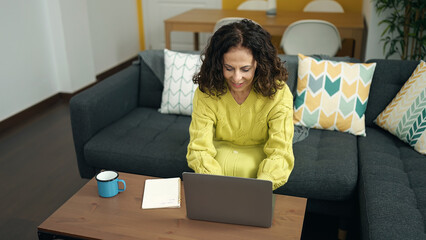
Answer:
182;172;276;228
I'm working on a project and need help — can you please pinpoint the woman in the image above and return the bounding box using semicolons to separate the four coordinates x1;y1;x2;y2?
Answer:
186;19;294;190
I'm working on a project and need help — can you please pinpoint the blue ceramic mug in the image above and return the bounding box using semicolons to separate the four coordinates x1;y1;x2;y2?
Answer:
96;171;126;198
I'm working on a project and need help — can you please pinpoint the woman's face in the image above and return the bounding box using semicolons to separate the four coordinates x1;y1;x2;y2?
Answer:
223;46;257;94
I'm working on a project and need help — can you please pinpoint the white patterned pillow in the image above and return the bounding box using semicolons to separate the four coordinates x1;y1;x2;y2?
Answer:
160;49;200;115
294;54;376;136
375;60;426;154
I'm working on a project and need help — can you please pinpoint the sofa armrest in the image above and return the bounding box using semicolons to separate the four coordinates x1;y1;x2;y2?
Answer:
70;65;139;178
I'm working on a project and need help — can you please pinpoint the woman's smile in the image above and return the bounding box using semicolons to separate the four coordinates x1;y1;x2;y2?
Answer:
223;46;257;103
231;82;244;88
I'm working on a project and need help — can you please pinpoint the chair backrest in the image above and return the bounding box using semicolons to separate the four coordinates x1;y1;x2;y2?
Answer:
213;17;261;33
280;19;341;56
303;0;344;13
213;17;245;32
237;0;268;10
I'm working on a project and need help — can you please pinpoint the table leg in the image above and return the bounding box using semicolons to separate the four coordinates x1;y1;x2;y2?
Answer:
165;23;171;50
193;32;199;51
38;231;54;240
352;30;363;60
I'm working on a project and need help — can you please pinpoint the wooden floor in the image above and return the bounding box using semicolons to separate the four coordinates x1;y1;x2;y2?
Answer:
0;100;88;239
0;99;358;239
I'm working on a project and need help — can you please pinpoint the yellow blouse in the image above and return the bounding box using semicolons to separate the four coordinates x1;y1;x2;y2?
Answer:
186;84;294;190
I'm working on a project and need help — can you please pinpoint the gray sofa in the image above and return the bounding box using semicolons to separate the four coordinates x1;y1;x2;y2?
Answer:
70;50;425;239
358;59;426;240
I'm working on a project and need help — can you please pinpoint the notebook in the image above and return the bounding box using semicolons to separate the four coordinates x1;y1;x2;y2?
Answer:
141;177;181;209
182;172;275;228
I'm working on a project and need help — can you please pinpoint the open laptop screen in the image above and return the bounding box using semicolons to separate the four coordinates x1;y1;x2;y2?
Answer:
182;172;275;228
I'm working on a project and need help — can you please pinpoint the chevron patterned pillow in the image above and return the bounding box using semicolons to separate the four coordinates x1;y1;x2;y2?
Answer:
375;60;426;154
160;49;200;115
293;54;376;136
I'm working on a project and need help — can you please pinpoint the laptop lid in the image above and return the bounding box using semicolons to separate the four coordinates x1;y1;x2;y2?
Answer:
182;172;275;228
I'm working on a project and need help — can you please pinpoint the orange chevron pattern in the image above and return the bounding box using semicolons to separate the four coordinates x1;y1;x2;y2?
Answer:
358;81;371;102
306;91;322;111
376;78;417;128
293;107;303;123
412;61;426;75
311;60;326;77
341;80;357;99
327;62;341;79
376;109;390;125
319;111;336;129
375;78;415;127
297;75;308;93
336;113;352;132
387;77;424;132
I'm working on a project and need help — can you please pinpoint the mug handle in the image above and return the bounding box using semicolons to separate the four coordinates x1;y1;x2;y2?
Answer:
118;179;126;192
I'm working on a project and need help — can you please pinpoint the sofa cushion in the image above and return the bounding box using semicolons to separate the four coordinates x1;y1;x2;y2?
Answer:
274;129;358;201
84;107;193;178
160;49;200;115
358;126;426;240
364;59;420;128
375;60;426;154
293;54;376;136
139;50;164;108
138;50;200;109
278;55;299;97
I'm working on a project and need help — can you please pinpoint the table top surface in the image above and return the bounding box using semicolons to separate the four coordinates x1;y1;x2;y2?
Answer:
38;172;307;240
165;8;363;29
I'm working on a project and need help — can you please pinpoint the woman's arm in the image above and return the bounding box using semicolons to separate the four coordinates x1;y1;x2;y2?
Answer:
186;89;223;175
257;87;295;190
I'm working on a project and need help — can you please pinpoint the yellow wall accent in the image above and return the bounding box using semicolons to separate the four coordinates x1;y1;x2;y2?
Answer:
222;0;362;13
136;0;145;50
222;0;245;10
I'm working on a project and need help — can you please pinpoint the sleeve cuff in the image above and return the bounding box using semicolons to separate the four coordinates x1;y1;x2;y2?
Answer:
257;172;274;182
258;173;287;190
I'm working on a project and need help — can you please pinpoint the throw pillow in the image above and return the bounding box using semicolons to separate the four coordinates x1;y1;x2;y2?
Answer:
375;60;426;154
293;54;376;136
160;49;200;115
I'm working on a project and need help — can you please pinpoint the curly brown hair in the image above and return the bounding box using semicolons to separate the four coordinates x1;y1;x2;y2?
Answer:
193;19;288;98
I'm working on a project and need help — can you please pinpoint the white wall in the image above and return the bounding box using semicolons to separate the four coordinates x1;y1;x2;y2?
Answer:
142;0;221;50
50;0;96;93
362;0;400;60
87;0;139;74
0;0;59;122
0;0;140;122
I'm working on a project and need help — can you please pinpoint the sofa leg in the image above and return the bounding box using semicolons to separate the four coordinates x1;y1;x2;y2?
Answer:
337;215;350;240
338;228;347;240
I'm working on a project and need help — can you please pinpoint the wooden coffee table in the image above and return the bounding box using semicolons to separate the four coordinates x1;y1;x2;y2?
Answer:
38;172;307;240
